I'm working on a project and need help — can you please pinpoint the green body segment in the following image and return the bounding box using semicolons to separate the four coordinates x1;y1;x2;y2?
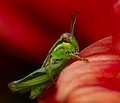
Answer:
8;11;88;99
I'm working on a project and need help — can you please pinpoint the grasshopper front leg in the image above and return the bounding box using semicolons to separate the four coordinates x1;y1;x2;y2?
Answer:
68;53;88;62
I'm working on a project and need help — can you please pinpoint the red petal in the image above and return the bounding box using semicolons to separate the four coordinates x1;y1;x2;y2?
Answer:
113;0;120;55
66;86;120;103
56;36;120;103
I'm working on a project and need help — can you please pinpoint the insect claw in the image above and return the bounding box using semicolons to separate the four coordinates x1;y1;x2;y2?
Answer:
82;58;89;62
79;57;89;62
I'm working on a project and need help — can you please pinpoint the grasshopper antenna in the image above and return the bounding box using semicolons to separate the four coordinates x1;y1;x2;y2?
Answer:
71;10;78;35
70;13;73;34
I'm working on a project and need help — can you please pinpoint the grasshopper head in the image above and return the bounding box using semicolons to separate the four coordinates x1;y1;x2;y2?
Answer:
61;33;79;53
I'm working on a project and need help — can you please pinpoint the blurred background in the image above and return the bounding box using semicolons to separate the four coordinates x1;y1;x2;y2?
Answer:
0;0;115;103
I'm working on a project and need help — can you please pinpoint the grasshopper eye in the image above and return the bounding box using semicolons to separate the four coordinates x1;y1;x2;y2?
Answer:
62;33;70;43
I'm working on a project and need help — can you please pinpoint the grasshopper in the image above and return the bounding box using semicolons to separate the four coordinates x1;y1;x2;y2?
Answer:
8;11;88;99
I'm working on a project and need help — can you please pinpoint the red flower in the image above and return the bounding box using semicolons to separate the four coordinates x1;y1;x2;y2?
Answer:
0;0;119;103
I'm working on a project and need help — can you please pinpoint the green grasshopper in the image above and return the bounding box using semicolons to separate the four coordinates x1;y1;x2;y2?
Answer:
8;11;88;99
